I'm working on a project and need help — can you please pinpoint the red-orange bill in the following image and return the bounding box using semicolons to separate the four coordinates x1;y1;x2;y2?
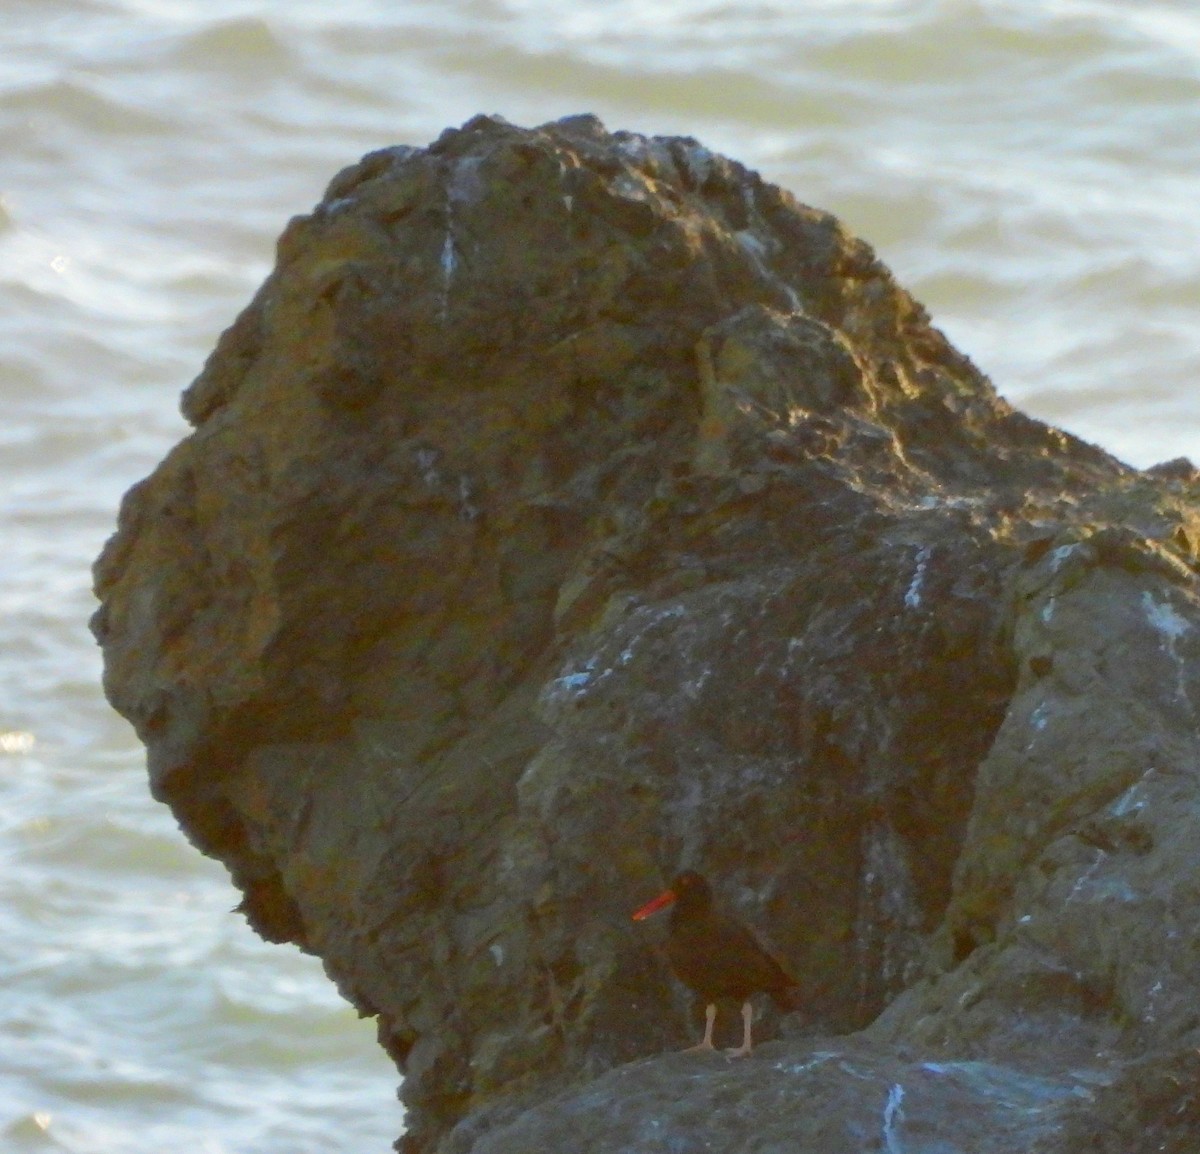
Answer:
631;888;677;921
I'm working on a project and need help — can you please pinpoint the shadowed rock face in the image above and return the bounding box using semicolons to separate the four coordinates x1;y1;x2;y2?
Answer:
92;115;1200;1152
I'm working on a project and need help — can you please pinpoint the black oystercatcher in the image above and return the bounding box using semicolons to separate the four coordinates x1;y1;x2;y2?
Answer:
631;870;800;1057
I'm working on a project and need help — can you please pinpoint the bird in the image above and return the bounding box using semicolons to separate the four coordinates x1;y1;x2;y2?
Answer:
631;869;801;1057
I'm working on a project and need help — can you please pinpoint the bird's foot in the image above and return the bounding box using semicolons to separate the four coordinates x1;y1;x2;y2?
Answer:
681;1005;719;1053
723;1045;753;1059
680;1040;717;1054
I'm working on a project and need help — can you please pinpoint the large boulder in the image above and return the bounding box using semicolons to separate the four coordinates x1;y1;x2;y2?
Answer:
92;115;1200;1152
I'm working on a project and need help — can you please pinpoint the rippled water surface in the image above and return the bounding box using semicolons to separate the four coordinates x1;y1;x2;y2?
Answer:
2;2;1198;1150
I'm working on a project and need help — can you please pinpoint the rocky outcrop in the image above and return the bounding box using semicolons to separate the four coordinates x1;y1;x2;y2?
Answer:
91;115;1200;1152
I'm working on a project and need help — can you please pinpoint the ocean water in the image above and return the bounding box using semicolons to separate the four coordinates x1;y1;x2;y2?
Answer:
2;2;1198;1150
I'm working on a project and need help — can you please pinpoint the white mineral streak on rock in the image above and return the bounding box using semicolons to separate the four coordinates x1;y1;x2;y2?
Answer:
437;157;485;324
882;1083;905;1154
439;226;456;323
1141;591;1192;707
905;547;931;609
1110;768;1153;817
1049;543;1079;571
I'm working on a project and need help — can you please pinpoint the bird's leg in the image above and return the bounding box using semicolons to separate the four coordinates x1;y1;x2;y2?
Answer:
681;1003;717;1053
724;1001;754;1058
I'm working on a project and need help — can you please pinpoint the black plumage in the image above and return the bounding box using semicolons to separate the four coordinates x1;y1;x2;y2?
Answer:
632;870;800;1055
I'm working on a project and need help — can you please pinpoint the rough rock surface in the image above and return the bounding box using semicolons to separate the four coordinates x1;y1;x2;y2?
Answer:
91;115;1200;1152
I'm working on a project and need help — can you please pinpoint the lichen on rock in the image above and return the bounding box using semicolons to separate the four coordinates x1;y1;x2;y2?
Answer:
93;114;1200;1153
